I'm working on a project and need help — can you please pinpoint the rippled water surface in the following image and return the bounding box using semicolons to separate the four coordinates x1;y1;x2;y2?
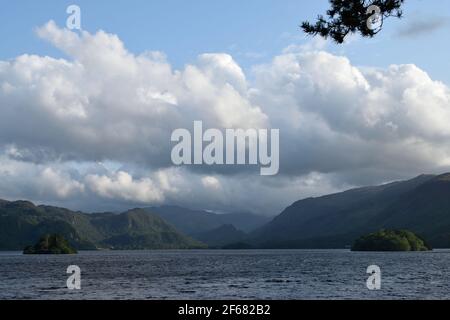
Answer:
1;249;449;300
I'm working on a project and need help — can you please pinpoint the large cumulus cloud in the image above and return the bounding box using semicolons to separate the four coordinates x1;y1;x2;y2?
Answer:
0;21;449;215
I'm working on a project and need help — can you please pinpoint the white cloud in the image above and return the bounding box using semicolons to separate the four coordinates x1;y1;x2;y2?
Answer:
85;171;164;204
251;49;450;182
0;21;267;168
1;22;450;214
0;156;84;201
201;176;222;190
39;167;85;199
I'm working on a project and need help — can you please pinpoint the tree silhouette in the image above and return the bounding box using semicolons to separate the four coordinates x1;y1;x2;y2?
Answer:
301;0;405;44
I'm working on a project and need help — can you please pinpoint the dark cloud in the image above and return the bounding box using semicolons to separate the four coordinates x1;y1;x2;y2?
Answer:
396;16;449;38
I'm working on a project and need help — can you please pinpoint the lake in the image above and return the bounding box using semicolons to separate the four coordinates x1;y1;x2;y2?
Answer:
0;249;449;300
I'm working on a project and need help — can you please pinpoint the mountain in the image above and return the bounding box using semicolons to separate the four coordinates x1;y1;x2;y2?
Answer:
91;209;204;249
194;224;247;248
145;206;271;236
0;200;98;250
0;200;204;250
250;174;450;248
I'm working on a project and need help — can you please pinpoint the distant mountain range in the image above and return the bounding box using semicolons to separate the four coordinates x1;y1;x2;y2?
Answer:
3;173;450;250
143;206;270;247
145;206;270;234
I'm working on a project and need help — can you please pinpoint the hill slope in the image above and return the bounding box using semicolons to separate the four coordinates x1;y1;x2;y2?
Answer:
250;174;450;248
194;224;247;248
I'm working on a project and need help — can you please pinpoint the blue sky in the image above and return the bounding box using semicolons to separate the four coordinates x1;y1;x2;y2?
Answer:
1;0;450;83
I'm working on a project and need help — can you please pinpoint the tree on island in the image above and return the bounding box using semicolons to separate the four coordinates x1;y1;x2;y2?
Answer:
351;229;432;252
301;0;405;43
23;234;78;255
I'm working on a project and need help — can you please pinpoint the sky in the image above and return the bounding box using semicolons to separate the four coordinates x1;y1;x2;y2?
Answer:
1;0;450;82
0;0;450;215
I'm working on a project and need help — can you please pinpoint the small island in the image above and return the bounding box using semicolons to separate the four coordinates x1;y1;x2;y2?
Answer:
23;234;78;255
351;229;432;252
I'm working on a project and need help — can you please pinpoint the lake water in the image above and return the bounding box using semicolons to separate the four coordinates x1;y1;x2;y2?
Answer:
1;249;450;300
